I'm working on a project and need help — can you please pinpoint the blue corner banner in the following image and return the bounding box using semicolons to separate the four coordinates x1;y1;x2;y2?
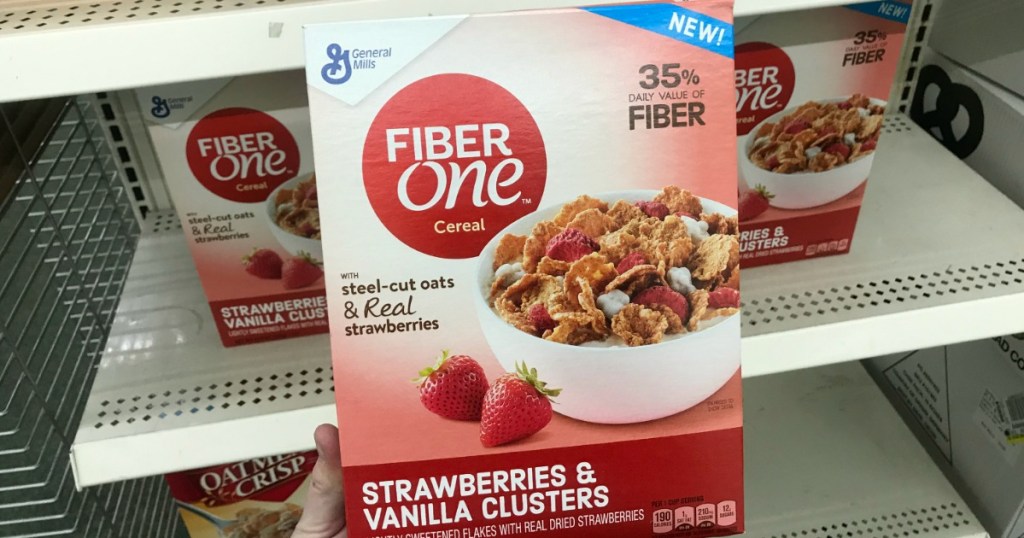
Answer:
844;1;912;24
584;3;734;59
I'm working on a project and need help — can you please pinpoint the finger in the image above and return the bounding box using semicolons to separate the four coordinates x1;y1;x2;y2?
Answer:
294;424;346;537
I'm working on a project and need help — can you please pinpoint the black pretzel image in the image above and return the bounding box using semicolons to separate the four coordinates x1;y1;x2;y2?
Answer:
910;64;985;159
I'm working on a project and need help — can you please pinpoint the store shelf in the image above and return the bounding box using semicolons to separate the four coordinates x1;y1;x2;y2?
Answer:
75;330;993;538
0;0;877;103
743;362;986;538
741;115;1024;376
71;115;1024;487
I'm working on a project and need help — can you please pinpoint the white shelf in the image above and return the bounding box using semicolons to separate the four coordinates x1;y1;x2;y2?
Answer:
743;362;987;538
1;0;875;103
741;116;1024;376
72;115;1024;489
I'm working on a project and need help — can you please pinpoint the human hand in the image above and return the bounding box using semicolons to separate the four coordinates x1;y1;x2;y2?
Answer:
293;424;347;538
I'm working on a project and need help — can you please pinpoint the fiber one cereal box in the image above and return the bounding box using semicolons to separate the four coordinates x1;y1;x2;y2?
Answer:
305;3;743;537
138;72;328;346
166;450;317;538
734;1;910;267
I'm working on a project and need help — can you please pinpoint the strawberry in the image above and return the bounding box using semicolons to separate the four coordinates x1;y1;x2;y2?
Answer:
243;248;283;280
675;211;697;220
738;185;774;220
282;252;323;289
635;201;669;219
861;137;878;152
784;120;811;134
545;229;598;263
528;304;557;333
616;251;647;274
632;285;689;321
550;228;598;250
480;362;561;447
823;142;851;160
708;287;740;308
415;350;489;421
765;155;780;170
546;241;593;263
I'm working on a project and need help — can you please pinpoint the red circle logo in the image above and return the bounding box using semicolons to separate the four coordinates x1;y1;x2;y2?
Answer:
186;108;300;203
363;74;547;259
735;42;795;135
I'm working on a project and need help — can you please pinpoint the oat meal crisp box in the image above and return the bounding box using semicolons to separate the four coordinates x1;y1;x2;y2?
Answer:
304;3;742;536
138;71;329;346
733;2;910;266
166;450;317;538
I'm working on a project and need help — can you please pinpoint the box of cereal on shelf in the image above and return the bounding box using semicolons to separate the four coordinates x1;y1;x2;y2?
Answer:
304;3;743;537
138;71;329;346
867;336;1024;538
166;450;317;538
733;2;910;267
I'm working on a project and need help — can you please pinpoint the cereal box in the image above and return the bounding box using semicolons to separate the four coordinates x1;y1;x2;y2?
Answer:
866;336;1024;538
304;3;743;537
166;450;317;538
734;2;910;267
138;72;329;346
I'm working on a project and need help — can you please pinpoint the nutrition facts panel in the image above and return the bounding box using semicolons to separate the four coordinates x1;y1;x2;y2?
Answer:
652;500;739;534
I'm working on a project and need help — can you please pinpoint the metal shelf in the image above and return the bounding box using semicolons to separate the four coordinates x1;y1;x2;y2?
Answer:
71;115;1024;490
743;362;986;538
741;115;1024;376
0;0;876;103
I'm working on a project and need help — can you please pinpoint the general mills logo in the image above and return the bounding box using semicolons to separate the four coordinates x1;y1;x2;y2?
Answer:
151;96;171;118
321;44;352;85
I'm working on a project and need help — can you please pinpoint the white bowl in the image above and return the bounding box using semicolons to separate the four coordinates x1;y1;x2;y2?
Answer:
739;97;885;210
474;190;740;425
264;174;323;260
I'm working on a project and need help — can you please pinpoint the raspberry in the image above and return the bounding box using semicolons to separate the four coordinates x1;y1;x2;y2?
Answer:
632;286;689;321
616;251;647;274
528;304;557;333
545;229;598;262
823;142;851;159
784;120;811;134
708;287;740;309
635;201;669;219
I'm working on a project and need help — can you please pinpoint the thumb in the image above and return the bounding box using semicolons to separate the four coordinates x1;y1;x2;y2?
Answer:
293;424;347;538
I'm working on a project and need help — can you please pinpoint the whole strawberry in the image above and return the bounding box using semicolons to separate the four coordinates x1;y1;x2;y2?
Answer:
738;184;774;221
282;252;323;289
480;362;561;448
415;351;489;421
244;248;283;279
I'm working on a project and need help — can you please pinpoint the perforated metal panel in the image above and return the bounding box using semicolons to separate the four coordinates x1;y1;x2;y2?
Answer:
764;504;976;538
0;98;184;536
0;0;313;33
